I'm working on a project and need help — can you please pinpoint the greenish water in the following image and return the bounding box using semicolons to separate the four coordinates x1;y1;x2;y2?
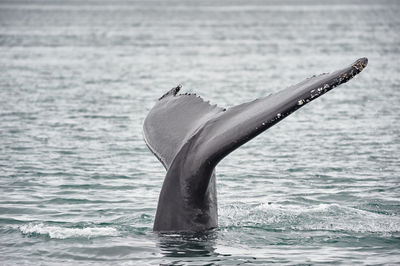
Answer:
1;0;399;264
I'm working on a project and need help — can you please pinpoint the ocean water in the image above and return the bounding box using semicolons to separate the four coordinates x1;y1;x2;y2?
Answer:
1;0;399;264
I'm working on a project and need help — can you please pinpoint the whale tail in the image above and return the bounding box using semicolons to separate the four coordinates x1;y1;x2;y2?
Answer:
143;58;368;194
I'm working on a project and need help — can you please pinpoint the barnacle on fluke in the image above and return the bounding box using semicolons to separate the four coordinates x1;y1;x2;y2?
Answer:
158;84;182;100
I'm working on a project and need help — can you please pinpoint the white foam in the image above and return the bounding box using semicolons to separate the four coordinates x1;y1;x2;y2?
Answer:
19;223;119;239
221;203;400;234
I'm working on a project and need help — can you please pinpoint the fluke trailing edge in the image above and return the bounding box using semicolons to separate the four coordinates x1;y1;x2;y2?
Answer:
143;58;368;232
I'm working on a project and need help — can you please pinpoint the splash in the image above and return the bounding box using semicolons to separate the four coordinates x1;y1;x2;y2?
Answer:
19;223;119;239
220;203;400;235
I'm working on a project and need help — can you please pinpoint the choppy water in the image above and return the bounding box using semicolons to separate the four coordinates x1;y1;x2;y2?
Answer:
1;0;399;265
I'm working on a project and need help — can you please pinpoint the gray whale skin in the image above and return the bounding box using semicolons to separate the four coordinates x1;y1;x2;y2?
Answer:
143;58;368;232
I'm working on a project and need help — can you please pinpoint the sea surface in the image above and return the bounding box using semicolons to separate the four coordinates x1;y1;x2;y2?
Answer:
1;0;399;265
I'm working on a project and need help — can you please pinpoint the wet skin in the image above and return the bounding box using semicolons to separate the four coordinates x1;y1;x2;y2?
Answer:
143;58;368;232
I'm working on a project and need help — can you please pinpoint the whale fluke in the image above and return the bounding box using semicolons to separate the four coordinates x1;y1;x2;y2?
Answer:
144;84;224;169
143;58;368;232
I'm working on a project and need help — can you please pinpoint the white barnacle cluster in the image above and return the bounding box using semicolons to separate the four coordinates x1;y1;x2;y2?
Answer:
353;61;366;72
310;84;329;100
310;89;318;99
297;99;304;106
276;113;281;118
341;72;354;83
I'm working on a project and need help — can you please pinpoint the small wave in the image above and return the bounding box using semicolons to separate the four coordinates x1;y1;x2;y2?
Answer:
19;223;119;239
220;203;400;234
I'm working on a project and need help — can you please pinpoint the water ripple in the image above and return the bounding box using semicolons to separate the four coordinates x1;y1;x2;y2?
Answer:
1;0;399;264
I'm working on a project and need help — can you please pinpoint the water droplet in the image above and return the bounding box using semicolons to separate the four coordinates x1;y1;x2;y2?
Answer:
277;113;281;118
297;100;304;105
